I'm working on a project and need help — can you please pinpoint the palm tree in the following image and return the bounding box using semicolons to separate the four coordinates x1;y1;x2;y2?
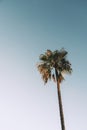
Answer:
37;49;72;130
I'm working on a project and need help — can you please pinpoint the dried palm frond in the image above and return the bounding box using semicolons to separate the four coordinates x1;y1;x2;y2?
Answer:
58;73;64;83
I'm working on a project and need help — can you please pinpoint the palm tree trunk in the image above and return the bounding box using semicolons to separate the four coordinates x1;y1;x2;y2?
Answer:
55;69;65;130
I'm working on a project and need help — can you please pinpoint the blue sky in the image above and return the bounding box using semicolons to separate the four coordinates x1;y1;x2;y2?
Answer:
0;0;87;130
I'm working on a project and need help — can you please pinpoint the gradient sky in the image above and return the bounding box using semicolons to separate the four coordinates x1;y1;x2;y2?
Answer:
0;0;87;130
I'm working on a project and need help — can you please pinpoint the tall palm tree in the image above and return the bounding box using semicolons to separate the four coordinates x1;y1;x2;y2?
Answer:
37;49;72;130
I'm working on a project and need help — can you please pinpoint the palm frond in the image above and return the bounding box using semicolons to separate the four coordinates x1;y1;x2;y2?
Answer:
37;63;51;83
58;73;64;83
45;50;52;57
60;48;68;57
39;54;47;61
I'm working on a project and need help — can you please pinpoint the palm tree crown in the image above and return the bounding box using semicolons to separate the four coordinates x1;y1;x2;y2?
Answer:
37;49;72;84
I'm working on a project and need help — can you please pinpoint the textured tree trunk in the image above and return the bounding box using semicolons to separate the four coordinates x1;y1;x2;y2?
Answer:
55;69;65;130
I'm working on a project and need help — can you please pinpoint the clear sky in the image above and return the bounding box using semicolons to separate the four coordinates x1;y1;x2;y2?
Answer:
0;0;87;130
